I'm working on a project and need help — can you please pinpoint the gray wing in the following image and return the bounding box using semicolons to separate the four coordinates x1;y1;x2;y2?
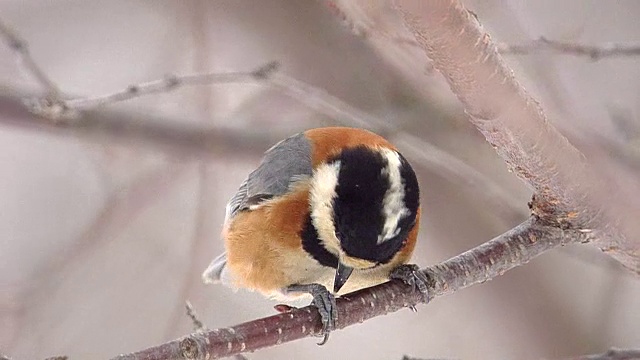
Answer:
202;132;313;285
224;132;313;222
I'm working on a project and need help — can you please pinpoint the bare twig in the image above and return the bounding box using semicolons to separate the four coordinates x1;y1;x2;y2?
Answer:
393;0;639;273
65;61;279;111
185;301;207;333
498;37;640;61
111;217;595;360
0;19;65;102
0;87;284;159
0;16;280;120
0;18;73;120
566;348;640;360
399;348;640;360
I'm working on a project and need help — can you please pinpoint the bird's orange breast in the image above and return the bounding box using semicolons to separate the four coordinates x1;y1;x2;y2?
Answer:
223;184;316;295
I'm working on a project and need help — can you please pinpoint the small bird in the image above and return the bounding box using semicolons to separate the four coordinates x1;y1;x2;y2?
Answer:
202;127;426;343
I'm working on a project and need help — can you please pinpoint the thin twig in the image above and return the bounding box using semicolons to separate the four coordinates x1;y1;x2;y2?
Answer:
65;62;279;111
498;37;640;61
185;301;207;333
566;348;640;360
0;16;280;120
111;217;595;360
0;88;284;159
0;19;64;99
0;18;69;119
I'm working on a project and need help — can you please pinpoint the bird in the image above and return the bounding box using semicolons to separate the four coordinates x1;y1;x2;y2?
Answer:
202;127;426;343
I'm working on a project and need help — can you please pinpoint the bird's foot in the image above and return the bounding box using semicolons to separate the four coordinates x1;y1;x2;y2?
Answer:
285;283;337;345
390;264;430;304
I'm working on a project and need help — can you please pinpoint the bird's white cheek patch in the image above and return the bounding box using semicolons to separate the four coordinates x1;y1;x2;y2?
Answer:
378;148;409;244
309;161;342;255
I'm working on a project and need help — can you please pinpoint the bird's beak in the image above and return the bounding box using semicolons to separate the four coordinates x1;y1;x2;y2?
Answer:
333;262;354;293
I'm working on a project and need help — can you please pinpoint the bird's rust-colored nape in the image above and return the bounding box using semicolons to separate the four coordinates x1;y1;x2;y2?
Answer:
304;127;397;167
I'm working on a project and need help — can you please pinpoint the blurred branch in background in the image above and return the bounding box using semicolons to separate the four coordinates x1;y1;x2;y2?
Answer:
0;18;64;106
0;18;525;223
498;37;640;61
0;88;283;159
402;348;640;360
570;348;640;360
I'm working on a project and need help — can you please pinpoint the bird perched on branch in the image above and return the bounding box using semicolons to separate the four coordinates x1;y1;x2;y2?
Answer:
203;127;426;343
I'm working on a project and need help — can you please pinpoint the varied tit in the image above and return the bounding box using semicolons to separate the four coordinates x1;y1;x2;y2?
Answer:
202;127;427;343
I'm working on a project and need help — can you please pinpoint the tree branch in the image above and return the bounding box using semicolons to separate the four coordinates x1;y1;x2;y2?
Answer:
569;348;640;360
0;18;64;102
0;87;284;159
64;61;279;112
110;217;595;359
498;37;640;61
392;0;639;273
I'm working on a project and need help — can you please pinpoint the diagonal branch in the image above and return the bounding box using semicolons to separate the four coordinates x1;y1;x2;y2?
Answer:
0;18;64;101
110;217;595;360
392;0;639;273
498;37;640;61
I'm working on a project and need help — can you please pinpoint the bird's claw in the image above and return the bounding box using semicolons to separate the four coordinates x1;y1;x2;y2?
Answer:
390;264;430;303
285;283;337;345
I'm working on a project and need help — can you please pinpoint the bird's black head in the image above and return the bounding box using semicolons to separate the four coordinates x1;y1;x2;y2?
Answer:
307;145;420;292
331;146;420;266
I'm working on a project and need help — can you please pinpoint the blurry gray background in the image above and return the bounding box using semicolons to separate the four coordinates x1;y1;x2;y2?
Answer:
0;1;639;359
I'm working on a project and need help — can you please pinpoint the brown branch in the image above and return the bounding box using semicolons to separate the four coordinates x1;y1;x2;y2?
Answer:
498;37;640;61
566;348;640;360
111;217;595;359
392;0;639;273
